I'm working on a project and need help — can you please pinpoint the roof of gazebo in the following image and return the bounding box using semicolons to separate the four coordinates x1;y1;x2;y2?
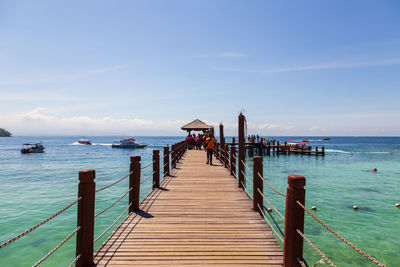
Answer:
181;119;212;131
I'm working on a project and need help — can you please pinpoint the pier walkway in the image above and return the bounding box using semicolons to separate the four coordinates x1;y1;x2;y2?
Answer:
94;149;283;266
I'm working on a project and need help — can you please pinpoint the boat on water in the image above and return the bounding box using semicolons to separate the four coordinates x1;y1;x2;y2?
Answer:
21;142;45;154
302;138;309;143
322;137;330;141
111;138;147;148
78;139;92;145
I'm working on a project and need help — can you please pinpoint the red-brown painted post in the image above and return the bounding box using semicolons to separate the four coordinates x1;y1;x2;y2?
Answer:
224;144;229;168
283;175;306;267
322;146;325;156
153;150;160;189
171;144;176;169
76;169;95;267
316;147;319;156
238;112;245;189
163;146;169;177
219;123;225;161
130;156;141;212
277;141;280;153
230;145;235;176
253;156;263;213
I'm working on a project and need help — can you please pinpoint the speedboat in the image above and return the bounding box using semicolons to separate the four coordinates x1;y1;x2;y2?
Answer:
302;138;309;143
111;138;147;148
322;137;330;141
21;142;45;154
78;139;92;145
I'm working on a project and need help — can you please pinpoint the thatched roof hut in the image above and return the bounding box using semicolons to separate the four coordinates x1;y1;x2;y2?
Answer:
181;119;212;133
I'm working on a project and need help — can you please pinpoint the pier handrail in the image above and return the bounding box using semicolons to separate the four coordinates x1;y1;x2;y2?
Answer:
33;226;81;267
95;171;132;193
257;172;286;197
296;200;387;267
0;197;81;249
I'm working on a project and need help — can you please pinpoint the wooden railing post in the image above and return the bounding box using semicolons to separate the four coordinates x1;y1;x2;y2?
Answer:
238;112;245;188
284;175;306;267
224;144;229;168
76;169;95;267
153;150;160;189
172;144;177;169
253;156;263;213
230;145;235;176
163;146;169;177
130;156;141;212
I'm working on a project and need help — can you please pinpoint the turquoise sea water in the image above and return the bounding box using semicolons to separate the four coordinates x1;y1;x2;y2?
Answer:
0;136;399;266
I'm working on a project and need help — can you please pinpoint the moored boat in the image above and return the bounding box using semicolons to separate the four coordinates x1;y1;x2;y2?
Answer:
21;142;45;154
111;138;147;148
78;139;92;145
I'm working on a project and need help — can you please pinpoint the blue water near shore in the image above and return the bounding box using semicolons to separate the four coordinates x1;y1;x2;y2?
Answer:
0;136;399;266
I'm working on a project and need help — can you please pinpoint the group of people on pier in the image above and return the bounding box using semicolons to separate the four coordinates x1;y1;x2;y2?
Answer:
186;132;216;165
248;134;275;144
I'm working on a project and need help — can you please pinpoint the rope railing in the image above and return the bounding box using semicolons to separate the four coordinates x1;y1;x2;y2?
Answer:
240;180;253;200
257;203;284;243
32;226;81;267
95;188;132;218
94;203;131;243
257;172;286;197
241;160;252;171
297;257;309;267
262;205;284;237
140;171;155;184
256;188;285;220
68;254;81;267
140;182;156;199
95;171;132;193
241;170;253;186
296;229;336;267
0;197;81;249
141;160;155;170
232;154;237;160
296;201;386;267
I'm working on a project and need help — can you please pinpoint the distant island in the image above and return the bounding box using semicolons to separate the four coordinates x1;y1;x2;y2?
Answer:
0;128;12;137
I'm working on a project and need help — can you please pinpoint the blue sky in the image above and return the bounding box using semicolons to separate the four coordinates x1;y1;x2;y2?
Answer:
0;0;399;135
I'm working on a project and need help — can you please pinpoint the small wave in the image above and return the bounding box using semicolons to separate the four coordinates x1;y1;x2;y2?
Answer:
325;149;351;154
94;143;112;146
69;142;82;145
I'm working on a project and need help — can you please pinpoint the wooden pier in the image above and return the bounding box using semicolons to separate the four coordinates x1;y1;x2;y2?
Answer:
2;113;386;267
94;150;283;266
225;141;325;157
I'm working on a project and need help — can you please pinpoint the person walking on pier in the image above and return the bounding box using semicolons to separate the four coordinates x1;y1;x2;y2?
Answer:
205;134;216;165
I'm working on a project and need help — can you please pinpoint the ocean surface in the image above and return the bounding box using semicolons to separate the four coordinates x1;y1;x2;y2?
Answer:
0;136;399;266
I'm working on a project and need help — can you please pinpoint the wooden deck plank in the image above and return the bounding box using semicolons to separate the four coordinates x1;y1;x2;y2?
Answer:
94;150;283;266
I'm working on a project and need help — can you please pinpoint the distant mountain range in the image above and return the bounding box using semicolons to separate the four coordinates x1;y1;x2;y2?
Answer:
0;128;11;137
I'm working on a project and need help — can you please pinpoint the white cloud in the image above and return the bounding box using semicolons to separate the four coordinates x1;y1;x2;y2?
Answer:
215;58;400;73
259;123;294;130
195;52;248;58
0;107;186;136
